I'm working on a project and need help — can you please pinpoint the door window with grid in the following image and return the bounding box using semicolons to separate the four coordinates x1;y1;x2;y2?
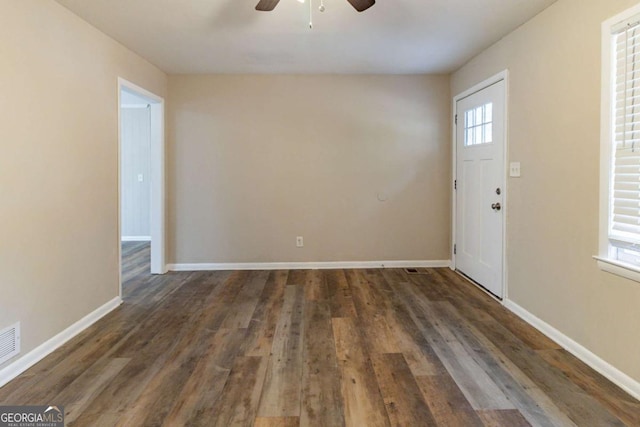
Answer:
464;102;493;146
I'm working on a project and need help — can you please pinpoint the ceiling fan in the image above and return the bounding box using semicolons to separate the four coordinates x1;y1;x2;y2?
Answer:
256;0;375;13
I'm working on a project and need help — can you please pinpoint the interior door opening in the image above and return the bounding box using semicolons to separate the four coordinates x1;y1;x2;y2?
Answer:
118;78;166;298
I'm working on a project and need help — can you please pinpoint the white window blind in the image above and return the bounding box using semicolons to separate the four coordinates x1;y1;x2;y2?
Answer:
611;15;640;248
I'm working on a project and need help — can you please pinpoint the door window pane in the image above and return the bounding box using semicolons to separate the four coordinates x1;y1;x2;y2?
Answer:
464;102;494;146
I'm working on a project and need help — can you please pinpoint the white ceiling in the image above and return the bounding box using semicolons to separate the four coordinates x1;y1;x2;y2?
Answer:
55;0;557;74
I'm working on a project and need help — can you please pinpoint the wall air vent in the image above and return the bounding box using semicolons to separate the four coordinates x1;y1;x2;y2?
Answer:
0;322;20;365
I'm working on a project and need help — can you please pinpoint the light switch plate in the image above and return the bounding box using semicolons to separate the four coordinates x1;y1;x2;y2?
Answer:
510;162;521;178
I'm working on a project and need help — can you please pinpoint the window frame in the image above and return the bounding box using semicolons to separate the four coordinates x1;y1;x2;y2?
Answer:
597;3;640;282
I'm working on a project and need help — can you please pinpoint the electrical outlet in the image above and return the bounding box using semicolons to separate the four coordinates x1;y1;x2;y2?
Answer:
296;236;304;248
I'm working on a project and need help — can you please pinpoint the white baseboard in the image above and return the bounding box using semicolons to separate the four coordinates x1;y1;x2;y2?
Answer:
504;299;640;401
167;260;451;272
121;236;151;242
0;296;122;389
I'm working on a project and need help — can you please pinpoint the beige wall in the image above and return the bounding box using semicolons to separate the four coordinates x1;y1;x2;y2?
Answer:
0;0;167;368
452;0;640;382
168;75;451;264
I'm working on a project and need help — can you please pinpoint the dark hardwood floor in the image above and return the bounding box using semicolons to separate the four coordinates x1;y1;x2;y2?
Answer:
0;242;638;426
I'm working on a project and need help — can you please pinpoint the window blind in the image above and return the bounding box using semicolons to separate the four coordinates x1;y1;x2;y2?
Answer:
611;16;640;247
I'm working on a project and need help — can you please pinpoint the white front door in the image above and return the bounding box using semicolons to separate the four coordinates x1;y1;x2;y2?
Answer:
455;80;505;298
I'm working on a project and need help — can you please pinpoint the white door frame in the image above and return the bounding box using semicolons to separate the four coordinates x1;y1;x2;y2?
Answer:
117;77;166;295
451;70;509;302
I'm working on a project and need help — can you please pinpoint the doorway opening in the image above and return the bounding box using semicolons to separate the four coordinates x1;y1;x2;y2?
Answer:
118;78;165;298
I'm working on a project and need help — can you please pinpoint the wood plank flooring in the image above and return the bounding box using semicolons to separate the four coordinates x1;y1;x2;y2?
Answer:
0;242;638;426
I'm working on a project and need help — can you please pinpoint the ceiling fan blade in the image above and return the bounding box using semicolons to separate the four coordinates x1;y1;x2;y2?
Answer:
256;0;280;12
346;0;375;12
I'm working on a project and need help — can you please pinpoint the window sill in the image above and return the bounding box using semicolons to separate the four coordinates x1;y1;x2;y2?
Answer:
593;256;640;283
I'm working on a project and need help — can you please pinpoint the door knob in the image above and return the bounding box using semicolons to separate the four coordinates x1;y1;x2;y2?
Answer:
491;203;501;211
